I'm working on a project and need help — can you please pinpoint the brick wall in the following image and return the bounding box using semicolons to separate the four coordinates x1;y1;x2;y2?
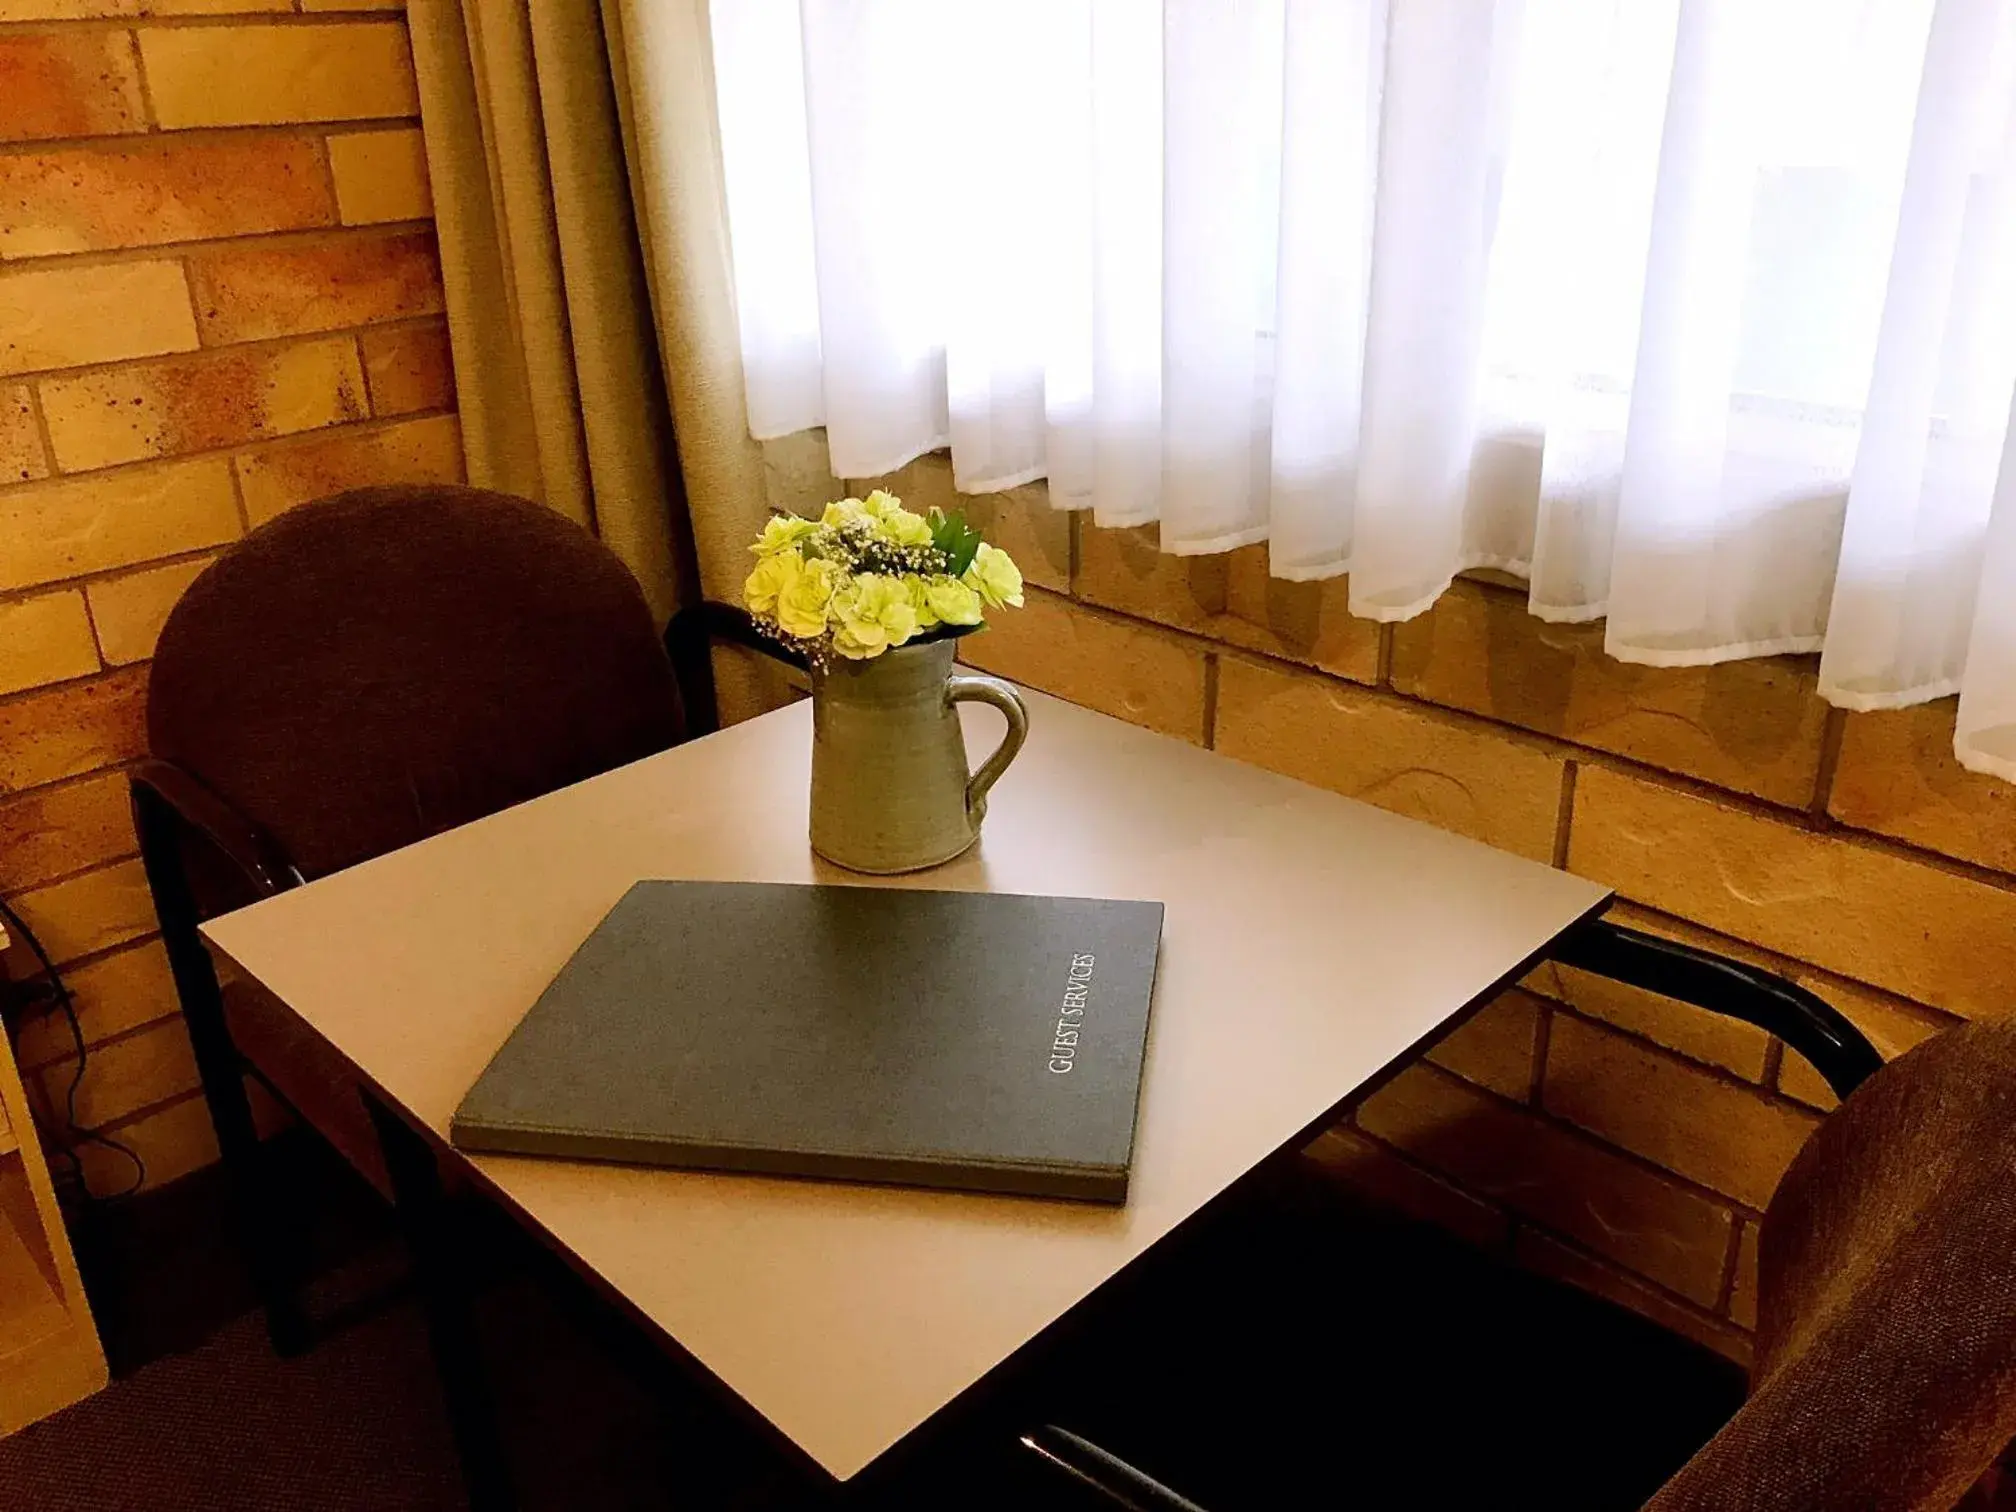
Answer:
0;0;456;1193
748;436;1997;1367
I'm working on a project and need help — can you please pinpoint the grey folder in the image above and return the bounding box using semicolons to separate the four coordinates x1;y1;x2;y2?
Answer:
451;881;1165;1203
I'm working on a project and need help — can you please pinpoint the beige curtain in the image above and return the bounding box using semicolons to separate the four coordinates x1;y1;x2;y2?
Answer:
600;0;806;721
599;0;771;605
407;0;694;621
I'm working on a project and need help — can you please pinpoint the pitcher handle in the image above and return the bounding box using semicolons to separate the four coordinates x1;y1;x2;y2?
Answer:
947;674;1029;825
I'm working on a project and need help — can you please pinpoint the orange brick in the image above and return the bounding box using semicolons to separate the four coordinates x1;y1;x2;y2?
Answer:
1828;700;2016;874
0;770;136;892
1357;1063;1736;1304
0;135;335;259
1729;1220;1759;1331
87;556;212;666
233;411;460;523
0;261;197;376
138;22;417;129
1076;522;1227;630
358;319;453;416
1214;654;1566;860
0;29;145;144
187;229;443;344
0;457;240;592
1568;763;2016;1018
1391;581;1828;807
0;3;289;16
79;1090;219;1197
44;1014;198;1129
0;666;148;793
1533;902;1775;1082
1778;971;1951;1111
1078;521;1384;681
956;587;1208;744
847;453;1071;595
1302;1126;1511;1251
15;937;178;1071
326;125;431;225
957;487;1071;593
1515;1229;1753;1366
0;591;97;696
41;337;367;471
1542;1013;1820;1209
1425;987;1543;1101
1;385;46;484
1220;546;1381;682
1;858;155;967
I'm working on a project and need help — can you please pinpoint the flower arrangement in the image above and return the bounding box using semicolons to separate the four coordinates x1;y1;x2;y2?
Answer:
742;491;1024;664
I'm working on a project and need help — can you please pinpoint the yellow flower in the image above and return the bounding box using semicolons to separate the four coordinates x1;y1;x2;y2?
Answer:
903;573;940;631
859;490;933;547
821;497;867;527
776;556;841;639
751;513;818;556
830;573;920;659
962;542;1024;609
924;575;984;626
743;550;801;617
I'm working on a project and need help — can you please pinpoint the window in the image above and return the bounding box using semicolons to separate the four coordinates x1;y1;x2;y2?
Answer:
712;0;2016;776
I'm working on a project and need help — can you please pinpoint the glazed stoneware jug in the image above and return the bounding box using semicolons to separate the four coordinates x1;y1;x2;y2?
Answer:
808;636;1028;874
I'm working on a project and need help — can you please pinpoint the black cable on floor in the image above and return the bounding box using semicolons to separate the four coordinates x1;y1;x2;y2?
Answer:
0;893;147;1201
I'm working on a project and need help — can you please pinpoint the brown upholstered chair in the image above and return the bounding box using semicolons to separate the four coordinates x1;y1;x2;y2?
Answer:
133;484;692;1354
1028;998;2016;1510
1644;1016;2016;1511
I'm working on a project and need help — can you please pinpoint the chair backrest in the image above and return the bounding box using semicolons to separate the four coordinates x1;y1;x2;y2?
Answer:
1647;1017;2016;1511
148;485;685;887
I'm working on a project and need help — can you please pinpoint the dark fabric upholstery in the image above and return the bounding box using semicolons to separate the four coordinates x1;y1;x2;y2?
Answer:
148;485;685;1190
1647;1018;2016;1511
149;485;684;885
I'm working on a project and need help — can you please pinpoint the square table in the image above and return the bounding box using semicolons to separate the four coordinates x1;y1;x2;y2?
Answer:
202;689;1608;1496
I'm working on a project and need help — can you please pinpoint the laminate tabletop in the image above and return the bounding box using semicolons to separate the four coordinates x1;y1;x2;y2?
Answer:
203;688;1608;1481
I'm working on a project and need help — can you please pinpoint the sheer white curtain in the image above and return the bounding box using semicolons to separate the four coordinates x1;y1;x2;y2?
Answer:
711;0;2016;779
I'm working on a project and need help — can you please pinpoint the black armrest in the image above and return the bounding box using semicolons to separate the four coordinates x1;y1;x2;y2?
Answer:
1021;1426;1214;1512
129;760;301;901
1548;917;1883;1101
664;600;810;739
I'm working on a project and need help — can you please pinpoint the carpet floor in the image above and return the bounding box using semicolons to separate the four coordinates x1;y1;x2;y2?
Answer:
0;1292;462;1512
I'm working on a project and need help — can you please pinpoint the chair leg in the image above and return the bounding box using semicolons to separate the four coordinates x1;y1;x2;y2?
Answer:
133;783;310;1356
188;987;312;1357
365;1093;516;1512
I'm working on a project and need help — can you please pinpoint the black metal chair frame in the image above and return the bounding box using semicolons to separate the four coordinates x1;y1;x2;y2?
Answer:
1019;921;1886;1512
129;603;792;1357
132;596;1883;1507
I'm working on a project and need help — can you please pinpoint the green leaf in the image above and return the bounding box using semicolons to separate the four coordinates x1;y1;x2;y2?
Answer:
929;507;984;576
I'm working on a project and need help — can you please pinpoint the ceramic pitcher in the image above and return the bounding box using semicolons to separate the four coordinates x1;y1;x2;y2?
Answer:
808;636;1028;874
